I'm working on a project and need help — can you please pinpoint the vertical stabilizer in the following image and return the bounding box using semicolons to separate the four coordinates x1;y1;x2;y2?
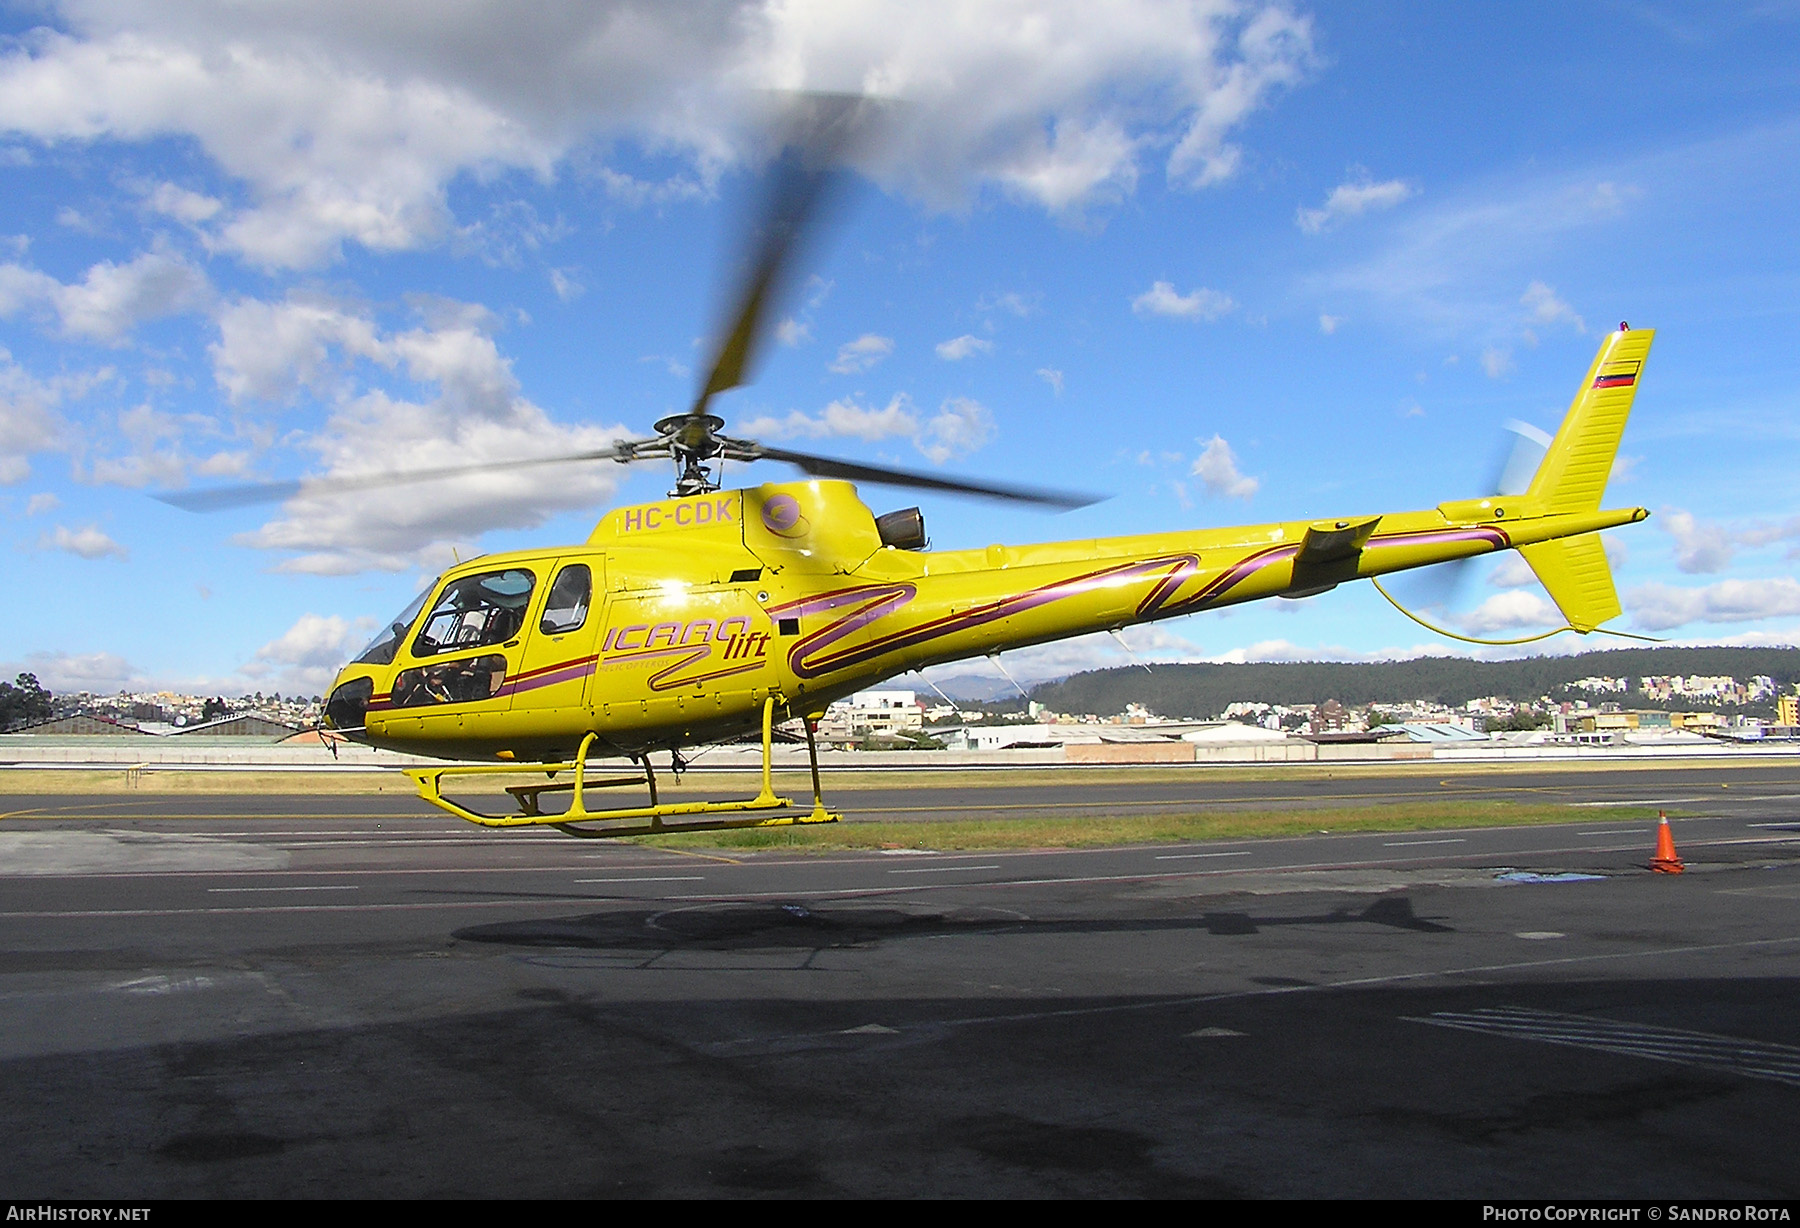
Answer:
1524;325;1654;514
1513;325;1651;632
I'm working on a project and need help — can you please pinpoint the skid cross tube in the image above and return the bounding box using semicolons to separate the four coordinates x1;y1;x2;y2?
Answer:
403;695;840;838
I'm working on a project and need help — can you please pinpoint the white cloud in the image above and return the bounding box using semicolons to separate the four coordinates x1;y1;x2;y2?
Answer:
0;249;210;342
1660;508;1735;574
917;396;993;464
1191;434;1257;499
0;349;88;483
25;491;59;515
1037;367;1064;396
223;305;632;573
76;401;252;491
1520;280;1584;333
245;612;369;694
1318;313;1341;334
1480;347;1513;379
1654;507;1800;576
1458;590;1559;633
741;393;918;442
1305;157;1652;340
1132;280;1235;321
211;293;387;404
39;523;128;560
4;649;142;694
916;623;1214;687
1209;638;1337;664
774;317;811;346
829;332;894;374
145;181;223;225
1736;515;1800;552
548;267;583;302
739;391;992;466
0;3;1313;267
978;290;1038;317
1487;552;1537;588
934;333;992;361
1629;578;1800;632
56;249;211;342
1296;174;1414;233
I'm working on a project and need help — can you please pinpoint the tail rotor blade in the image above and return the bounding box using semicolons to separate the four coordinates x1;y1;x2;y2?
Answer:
1494;418;1553;497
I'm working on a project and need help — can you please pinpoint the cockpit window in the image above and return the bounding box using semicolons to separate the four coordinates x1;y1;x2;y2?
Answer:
411;568;536;658
539;564;592;635
391;654;507;708
352;579;438;666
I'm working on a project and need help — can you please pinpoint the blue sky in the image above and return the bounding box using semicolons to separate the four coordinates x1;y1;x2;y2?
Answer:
1;1;1797;698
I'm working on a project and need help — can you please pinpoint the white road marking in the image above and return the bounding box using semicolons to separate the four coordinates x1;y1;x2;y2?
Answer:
1154;851;1253;861
1383;838;1467;847
573;876;705;884
206;885;360;893
888;864;1002;875
1407;1006;1800;1087
1571;798;1704;807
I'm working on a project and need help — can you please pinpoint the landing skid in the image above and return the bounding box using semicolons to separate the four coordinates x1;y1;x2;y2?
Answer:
404;697;840;838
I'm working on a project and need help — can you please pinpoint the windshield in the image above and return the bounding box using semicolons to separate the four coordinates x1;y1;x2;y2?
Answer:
352;579;439;666
411;568;537;657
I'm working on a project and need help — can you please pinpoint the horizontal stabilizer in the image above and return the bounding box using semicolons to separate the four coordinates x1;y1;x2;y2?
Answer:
1518;533;1620;633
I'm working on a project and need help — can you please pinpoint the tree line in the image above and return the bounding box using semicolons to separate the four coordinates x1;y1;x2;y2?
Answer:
1026;646;1800;720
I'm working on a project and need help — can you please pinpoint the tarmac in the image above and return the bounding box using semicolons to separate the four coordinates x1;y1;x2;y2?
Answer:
2;763;1798;1197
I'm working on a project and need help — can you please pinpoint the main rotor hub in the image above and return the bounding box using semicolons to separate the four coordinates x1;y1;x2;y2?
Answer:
653;413;726;453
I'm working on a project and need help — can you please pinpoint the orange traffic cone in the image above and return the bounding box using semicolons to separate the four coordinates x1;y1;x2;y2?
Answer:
1649;810;1685;874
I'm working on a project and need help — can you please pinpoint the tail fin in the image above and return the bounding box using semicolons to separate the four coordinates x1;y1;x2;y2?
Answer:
1516;325;1653;632
1524;325;1654;514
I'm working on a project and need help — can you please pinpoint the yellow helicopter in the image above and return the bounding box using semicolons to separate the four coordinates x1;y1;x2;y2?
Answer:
164;102;1653;839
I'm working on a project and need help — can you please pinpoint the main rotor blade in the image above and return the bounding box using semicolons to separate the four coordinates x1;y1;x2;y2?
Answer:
154;445;643;512
750;444;1105;510
691;94;887;418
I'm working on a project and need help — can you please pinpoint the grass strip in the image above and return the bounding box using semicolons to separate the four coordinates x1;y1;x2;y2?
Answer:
630;801;1664;852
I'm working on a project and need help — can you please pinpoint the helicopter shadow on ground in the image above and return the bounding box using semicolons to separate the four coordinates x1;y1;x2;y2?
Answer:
449;893;1455;957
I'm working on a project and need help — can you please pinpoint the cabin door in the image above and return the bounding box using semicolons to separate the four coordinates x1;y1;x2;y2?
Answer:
509;557;604;719
591;584;775;741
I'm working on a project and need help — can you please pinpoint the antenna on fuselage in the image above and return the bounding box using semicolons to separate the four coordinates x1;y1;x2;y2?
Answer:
1109;629;1154;673
987;652;1031;702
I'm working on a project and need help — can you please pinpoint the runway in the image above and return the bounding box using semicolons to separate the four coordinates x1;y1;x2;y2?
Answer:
3;760;1799;1197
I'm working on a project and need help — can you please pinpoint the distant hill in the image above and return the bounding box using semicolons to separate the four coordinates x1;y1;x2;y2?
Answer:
1026;646;1800;719
919;673;1023;703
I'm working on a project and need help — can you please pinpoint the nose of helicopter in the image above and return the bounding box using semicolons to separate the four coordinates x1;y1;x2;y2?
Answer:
323;668;374;738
